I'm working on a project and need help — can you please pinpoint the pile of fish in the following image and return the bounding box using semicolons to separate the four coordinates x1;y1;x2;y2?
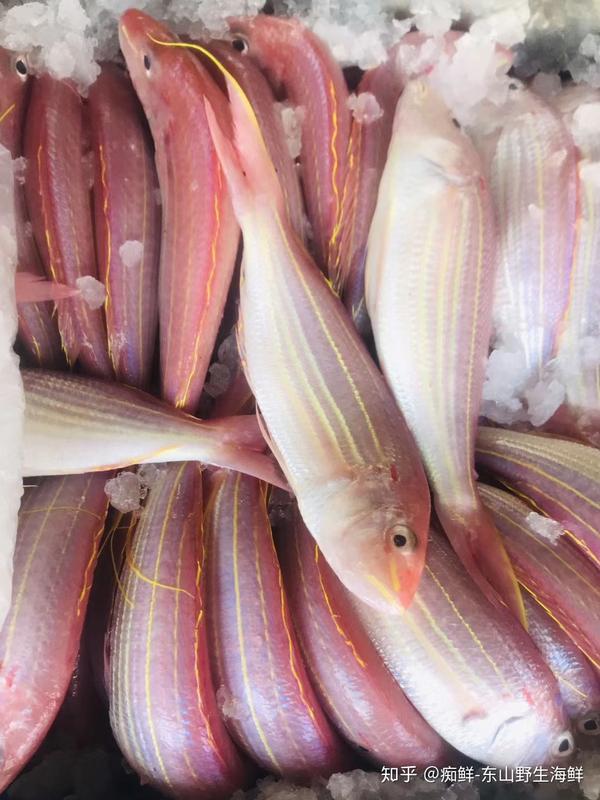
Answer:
2;7;600;798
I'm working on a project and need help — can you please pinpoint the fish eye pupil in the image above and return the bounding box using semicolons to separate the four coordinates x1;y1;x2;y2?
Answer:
15;58;27;76
232;38;247;53
558;738;571;753
143;54;151;71
393;533;408;548
584;719;598;731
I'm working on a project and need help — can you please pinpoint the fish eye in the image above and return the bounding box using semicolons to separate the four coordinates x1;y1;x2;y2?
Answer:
14;56;28;80
578;713;600;735
143;54;151;72
552;732;574;757
231;36;249;54
389;525;416;554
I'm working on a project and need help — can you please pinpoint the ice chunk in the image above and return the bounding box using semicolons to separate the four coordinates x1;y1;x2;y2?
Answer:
0;147;25;632
347;92;384;124
524;377;565;426
568;34;600;89
481;346;529;425
531;72;562;101
410;0;459;37
215;686;247;722
525;511;564;545
0;0;100;89
468;4;529;48
119;240;144;270
75;276;106;310
104;471;144;513
204;362;231;398
276;103;305;160
137;463;160;491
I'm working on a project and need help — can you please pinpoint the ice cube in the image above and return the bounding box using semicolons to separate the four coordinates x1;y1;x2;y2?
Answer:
276;103;305;160
104;471;143;513
525;511;564;545
524;377;565;426
347;91;384;124
530;72;562;100
75;276;106;310
119;240;144;270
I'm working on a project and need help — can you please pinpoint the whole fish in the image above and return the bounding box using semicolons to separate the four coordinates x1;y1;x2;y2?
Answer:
364;79;522;622
480;483;600;669
204;470;349;778
203;59;431;614
477;426;600;567
202;40;305;240
353;527;573;766
0;48;64;368
547;85;600;444
0;474;109;792
472;84;577;424
522;593;600;735
88;62;160;390
23;74;112;377
22;369;285;488
119;11;240;412
228;15;350;277
279;507;449;767
109;462;252;799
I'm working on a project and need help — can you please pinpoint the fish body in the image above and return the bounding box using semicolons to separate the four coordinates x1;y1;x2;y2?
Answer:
477;426;600;567
522;593;600;734
0;474;109;791
119;11;240;412
204;470;349;778
109;462;251;799
353;527;572;766
480;483;600;669
205;66;431;614
279;509;449;767
364;79;522;620
23;74;112;377
229;15;350;276
21;369;285;488
0;48;64;368
474;85;577;422
88;62;160;390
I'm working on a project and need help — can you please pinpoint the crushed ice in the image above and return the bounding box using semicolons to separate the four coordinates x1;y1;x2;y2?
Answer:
118;239;144;270
525;511;564;545
347;92;384;125
104;465;160;513
75;275;106;310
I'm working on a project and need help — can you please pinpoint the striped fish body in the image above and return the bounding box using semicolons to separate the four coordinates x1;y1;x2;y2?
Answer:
204;470;349;778
119;11;240;413
88;62;160;390
23;74;112;377
477;426;600;567
0;474;109;791
480;483;600;668
205;60;431;615
109;462;252;799
522;593;600;734
0;48;64;369
279;508;449;767
22;369;285;488
364;79;522;620
353;527;572;767
228;15;350;277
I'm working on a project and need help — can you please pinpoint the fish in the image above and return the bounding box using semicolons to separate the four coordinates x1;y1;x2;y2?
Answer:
0;473;109;792
109;462;252;799
119;11;240;413
23;73;113;378
21;368;286;489
278;507;450;767
88;62;161;390
202;40;305;240
472;83;577;424
522;592;600;736
546;85;600;444
0;47;64;369
204;470;349;778
203;55;431;614
364;79;523;622
476;426;600;567
228;15;350;277
352;526;573;766
479;483;600;670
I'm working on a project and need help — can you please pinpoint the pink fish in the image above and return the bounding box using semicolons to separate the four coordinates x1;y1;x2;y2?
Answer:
23;74;112;377
228;15;350;277
203;54;431;614
88;62;160;390
109;462;252;798
0;474;109;791
0;48;64;368
119;11;240;412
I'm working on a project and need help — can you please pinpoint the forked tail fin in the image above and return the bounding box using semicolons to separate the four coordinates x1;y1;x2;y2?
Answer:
15;273;80;304
436;499;527;627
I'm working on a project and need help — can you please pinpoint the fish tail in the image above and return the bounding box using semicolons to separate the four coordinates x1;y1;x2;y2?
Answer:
436;500;527;627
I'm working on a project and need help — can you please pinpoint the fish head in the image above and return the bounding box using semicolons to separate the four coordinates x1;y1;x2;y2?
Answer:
226;16;299;91
311;474;428;614
486;708;574;766
0;47;29;136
